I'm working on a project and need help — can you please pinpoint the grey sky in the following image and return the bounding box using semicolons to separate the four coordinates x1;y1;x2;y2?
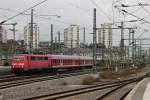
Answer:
0;0;150;45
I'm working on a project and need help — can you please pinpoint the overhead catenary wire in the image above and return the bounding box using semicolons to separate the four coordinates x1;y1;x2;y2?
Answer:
114;2;150;23
139;4;150;31
0;7;90;32
116;7;150;24
0;7;73;25
89;0;112;21
89;0;123;30
140;6;150;16
0;8;60;18
115;1;150;40
0;5;92;30
0;0;48;24
63;1;91;13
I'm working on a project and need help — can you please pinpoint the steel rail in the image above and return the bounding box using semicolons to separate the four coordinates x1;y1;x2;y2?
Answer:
96;73;150;100
24;72;150;100
0;69;92;89
24;79;138;100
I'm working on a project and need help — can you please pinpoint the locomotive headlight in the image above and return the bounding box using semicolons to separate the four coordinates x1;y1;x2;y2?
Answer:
18;63;24;66
12;63;16;66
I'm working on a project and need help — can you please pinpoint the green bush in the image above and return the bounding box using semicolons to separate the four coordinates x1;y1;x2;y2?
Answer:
99;59;108;67
3;61;9;66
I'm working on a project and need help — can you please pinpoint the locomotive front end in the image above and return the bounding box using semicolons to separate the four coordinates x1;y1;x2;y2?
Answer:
11;55;27;73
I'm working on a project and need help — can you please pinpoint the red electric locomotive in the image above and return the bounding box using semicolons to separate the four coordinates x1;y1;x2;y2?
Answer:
11;54;95;74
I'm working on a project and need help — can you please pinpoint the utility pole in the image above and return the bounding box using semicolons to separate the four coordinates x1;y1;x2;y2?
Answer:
8;23;17;54
134;39;137;65
12;23;17;54
83;27;86;56
139;40;142;63
132;30;135;66
128;29;132;63
70;27;73;55
30;9;34;53
58;31;60;53
51;24;53;54
54;36;57;54
120;21;124;68
93;8;97;74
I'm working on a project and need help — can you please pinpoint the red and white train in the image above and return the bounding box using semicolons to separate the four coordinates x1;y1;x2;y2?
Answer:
11;54;99;73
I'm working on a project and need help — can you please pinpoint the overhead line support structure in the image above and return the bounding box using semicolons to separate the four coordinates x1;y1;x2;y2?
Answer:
57;31;61;54
92;8;136;72
83;27;86;56
50;24;53;54
120;22;124;66
11;23;17;54
93;8;97;74
29;9;34;53
2;23;17;54
97;26;136;68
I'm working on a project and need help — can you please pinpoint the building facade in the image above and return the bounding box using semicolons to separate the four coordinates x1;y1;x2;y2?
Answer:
24;23;39;50
64;25;80;48
98;23;112;48
0;26;7;43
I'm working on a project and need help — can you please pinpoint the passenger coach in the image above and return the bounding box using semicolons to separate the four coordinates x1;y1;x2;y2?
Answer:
11;54;95;73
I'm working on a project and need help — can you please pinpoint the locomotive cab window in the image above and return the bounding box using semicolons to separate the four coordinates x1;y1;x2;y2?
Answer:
14;56;25;60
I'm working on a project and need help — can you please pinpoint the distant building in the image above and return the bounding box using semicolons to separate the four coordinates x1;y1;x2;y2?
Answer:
98;23;112;48
64;25;80;48
39;41;49;49
0;26;7;43
16;40;25;46
24;23;39;49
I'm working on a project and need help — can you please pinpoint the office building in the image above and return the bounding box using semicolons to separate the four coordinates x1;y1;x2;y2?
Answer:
24;23;39;49
0;26;7;43
98;23;112;48
64;25;80;48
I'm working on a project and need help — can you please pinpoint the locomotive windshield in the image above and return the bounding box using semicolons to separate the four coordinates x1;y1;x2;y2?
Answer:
14;56;25;60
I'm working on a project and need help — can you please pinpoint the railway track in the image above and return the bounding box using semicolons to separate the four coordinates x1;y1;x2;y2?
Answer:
96;81;135;100
0;74;16;79
96;73;150;100
24;72;150;100
0;73;56;83
0;69;93;89
0;70;12;76
0;69;90;83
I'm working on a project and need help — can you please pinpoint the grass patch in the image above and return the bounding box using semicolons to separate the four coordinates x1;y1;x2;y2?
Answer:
100;68;142;79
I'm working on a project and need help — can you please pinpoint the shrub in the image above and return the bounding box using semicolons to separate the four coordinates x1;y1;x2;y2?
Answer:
82;75;98;85
3;61;9;66
61;81;68;85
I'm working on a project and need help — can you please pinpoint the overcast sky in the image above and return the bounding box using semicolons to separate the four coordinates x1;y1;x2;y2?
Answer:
0;0;150;45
